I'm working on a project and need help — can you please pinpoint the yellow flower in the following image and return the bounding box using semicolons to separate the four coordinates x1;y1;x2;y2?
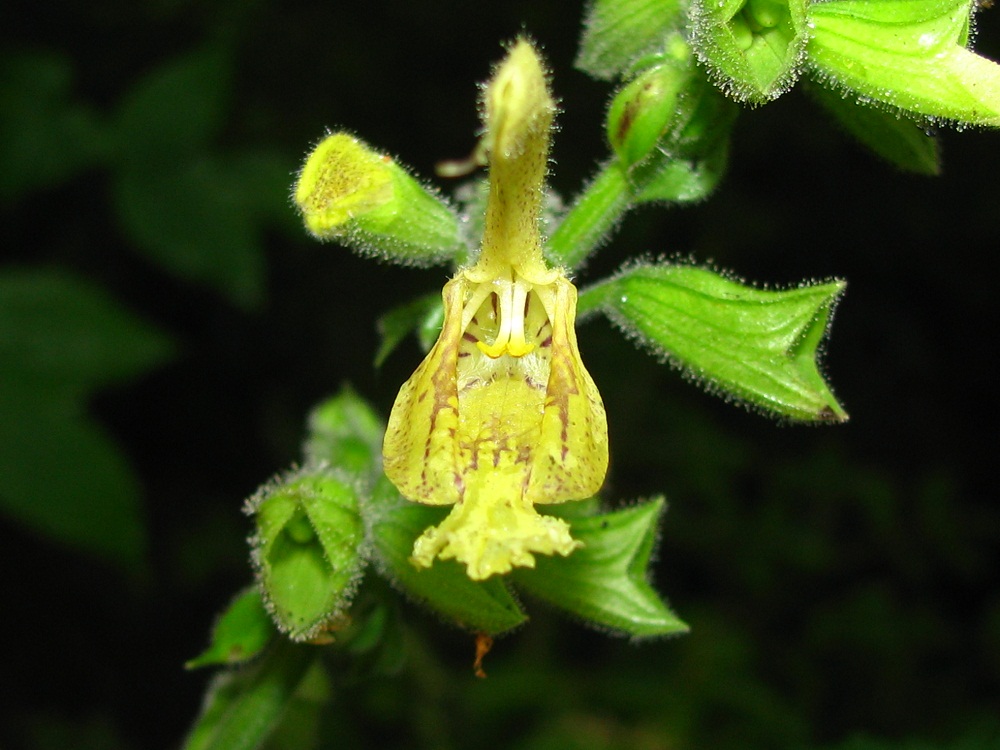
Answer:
382;40;609;580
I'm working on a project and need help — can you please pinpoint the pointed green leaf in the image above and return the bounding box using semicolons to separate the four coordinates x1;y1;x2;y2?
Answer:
809;0;1000;126
374;292;442;368
113;155;266;309
690;0;810;103
808;81;941;175
514;498;687;638
582;264;848;421
187;588;275;669
115;46;231;167
182;641;317;750
368;477;527;635
0;269;174;392
0;270;173;567
247;469;366;641
0;50;106;203
303;388;385;480
577;0;686;80
0;389;147;567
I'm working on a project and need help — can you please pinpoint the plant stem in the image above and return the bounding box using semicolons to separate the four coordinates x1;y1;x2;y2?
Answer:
576;276;619;322
545;162;630;270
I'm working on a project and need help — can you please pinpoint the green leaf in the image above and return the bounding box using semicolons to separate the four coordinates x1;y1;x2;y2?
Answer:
110;48;286;308
513;498;688;638
247;469;366;641
0;270;173;566
690;0;810;103
0;269;174;392
303;388;385;480
113;155;267;309
368;477;528;635
114;46;231;167
0;50;106;203
374;292;442;368
417;299;446;353
182;640;318;750
807;81;941;175
583;263;848;421
260;661;333;750
0;389;147;567
187;588;275;669
577;0;686;80
339;598;408;675
632;146;731;203
809;0;1000;126
823;719;1000;749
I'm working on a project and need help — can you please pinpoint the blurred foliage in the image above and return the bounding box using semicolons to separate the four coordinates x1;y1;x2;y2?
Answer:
0;269;173;566
1;1;998;749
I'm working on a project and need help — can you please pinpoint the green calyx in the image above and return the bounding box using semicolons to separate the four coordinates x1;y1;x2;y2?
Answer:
247;469;365;641
690;0;810;103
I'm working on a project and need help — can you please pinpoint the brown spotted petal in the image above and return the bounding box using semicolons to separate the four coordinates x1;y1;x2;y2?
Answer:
382;270;608;580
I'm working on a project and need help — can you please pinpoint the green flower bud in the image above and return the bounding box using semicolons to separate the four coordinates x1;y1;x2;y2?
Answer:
294;132;461;265
690;0;810;103
630;73;740;204
246;468;365;641
606;57;694;168
809;0;1000;126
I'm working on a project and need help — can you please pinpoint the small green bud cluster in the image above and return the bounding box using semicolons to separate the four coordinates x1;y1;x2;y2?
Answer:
578;0;1000;178
592;34;739;208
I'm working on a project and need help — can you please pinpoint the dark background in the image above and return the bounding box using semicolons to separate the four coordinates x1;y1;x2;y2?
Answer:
2;1;999;748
